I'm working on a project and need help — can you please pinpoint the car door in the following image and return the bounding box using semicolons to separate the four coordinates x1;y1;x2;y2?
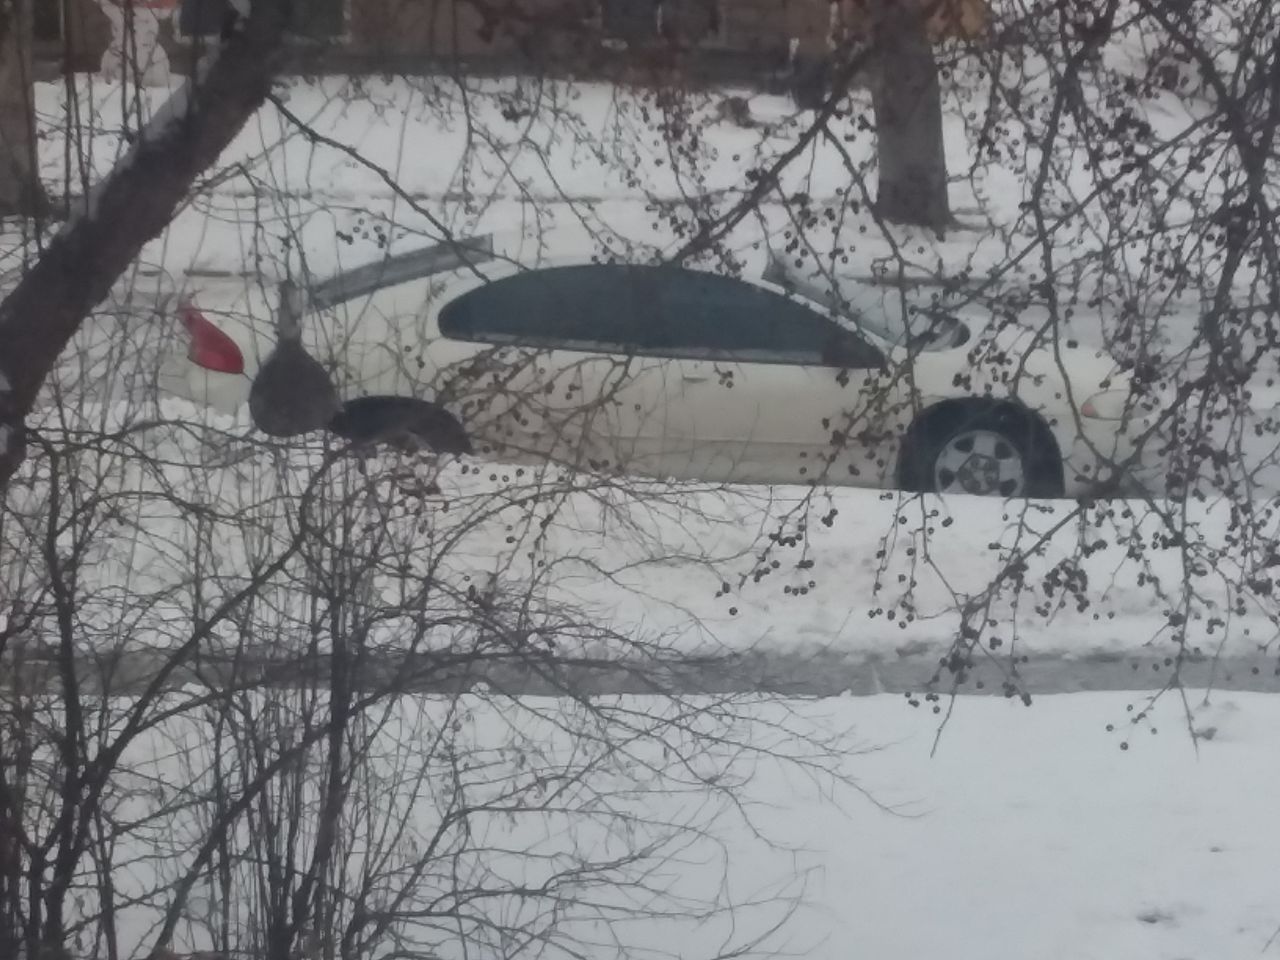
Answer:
640;269;901;486
426;264;677;474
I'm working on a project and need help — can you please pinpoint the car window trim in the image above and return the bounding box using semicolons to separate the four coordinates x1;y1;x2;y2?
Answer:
439;327;885;369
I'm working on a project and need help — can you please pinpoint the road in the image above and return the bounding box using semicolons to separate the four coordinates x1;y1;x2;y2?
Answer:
4;645;1277;699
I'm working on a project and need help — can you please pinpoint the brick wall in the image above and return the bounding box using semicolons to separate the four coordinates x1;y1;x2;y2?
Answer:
335;0;987;69
36;0;989;82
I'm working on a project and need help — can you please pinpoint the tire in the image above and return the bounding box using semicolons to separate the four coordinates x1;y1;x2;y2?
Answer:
329;397;471;455
899;404;1063;499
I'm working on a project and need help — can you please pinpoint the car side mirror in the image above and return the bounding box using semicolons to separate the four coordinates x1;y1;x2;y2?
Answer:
907;314;971;352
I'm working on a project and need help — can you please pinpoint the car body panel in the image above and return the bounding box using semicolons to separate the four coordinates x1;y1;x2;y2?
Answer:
160;251;1152;496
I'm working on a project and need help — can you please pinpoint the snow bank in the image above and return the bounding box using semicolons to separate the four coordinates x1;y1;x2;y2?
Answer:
25;394;1275;678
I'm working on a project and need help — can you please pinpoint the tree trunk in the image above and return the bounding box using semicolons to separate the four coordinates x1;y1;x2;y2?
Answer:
869;0;951;230
0;0;47;218
0;0;294;489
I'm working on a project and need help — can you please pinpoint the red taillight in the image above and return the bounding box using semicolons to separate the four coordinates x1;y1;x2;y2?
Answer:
179;301;244;374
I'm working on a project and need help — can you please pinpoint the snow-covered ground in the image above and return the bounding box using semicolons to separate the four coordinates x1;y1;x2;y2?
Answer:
14;410;1272;696
105;690;1280;960
744;692;1280;960
787;691;1280;960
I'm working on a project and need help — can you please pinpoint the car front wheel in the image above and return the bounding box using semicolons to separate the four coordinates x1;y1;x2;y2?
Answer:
900;406;1062;499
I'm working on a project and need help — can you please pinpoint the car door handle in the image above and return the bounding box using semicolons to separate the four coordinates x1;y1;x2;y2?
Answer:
682;375;709;384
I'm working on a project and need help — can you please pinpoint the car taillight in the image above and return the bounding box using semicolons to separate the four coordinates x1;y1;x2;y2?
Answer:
180;302;244;374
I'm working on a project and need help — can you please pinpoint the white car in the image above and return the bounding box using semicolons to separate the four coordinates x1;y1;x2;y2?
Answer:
160;236;1156;498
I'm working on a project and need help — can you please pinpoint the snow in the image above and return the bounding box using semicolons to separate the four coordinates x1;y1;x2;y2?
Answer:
11;405;1272;693
100;690;1280;960
803;691;1280;960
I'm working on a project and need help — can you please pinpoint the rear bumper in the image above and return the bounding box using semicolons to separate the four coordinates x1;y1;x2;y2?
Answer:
158;355;252;417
